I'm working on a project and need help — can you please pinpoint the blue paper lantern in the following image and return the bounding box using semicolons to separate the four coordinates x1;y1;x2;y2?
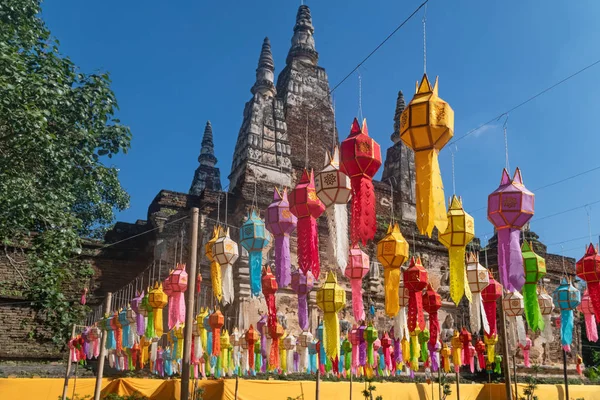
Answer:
552;278;581;351
240;210;269;296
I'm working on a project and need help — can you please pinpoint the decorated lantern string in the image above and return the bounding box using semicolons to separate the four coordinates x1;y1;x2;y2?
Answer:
265;188;297;288
503;291;527;349
399;74;453;237
438;195;474;305
261;266;278;329
291;269;314;331
345;245;370;322
163;263;188;330
538;287;554;342
339;118;382;246
213;227;239;305
487;168;535;292
206;226;223;302
148;282;168;338
580;290;598;342
522;241;546;332
315;146;351;273
316;271;346;359
576;243;600;321
240;210;269;297
553;278;582;351
466;252;490;334
404;256;428;369
377;222;409;317
290;169;326;278
209;309;225;355
422;283;441;354
481;272;502;362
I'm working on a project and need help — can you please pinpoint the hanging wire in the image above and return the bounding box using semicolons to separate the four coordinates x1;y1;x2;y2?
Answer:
484;235;489;268
451;145;457;195
332;96;337;150
225;190;229;227
422;2;428;74
389;179;395;225
357;71;364;122
305;112;309;169
561;244;567;277
503;114;510;171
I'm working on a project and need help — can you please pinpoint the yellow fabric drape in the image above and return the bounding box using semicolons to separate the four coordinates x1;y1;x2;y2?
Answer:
414;150;447;237
485;334;498;364
449;247;472;305
384;267;400;317
323;312;340;359
409;330;420;371
206;227;223;302
401;335;410;364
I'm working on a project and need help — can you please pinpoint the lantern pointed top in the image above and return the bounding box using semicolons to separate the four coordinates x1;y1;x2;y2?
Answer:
324;270;337;284
361;118;369;136
513;167;524;185
521;240;532;252
323;150;331;166
273;186;282;201
466;252;478;263
281;187;289;202
298;168;310;184
585;242;598;256
448;194;464;210
416;73;433;94
331;146;340;166
500;168;511;185
350;118;361;136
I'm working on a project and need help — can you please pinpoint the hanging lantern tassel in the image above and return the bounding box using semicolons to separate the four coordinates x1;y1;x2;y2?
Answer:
481;272;502;338
404;257;428;371
577;355;584;376
450;331;462;369
245;325;259;371
503;291;527;349
298;331;313;373
316;271;346;359
206;226;223;302
488;168;535;292
475;339;486;371
538;288;554;342
209;309;225;355
393;281;411;343
466;253;490;334
262;266;278;328
284;334;296;374
522;241;546;332
163;263;188;330
438;195;474;305
423;283;441;349
580;291;599;342
290;169;326;278
440;343;451;373
240;210;269;297
553;278;582;351
364;323;378;367
131;291;145;337
265;188;297;288
269;324;284;371
346;245;370;322
213;228;239;305
148;283;168;338
399;74;453;237
315;146;351;273
519;337;532;368
377;222;409;317
577;244;600;325
291;269;314;331
340;118;382;246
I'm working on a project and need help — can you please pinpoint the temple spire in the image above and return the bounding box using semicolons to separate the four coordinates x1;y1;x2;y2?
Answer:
391;91;405;143
286;5;319;65
198;121;217;167
251;37;276;96
190;121;222;195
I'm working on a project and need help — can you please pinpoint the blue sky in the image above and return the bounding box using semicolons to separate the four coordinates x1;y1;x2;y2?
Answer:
42;0;600;259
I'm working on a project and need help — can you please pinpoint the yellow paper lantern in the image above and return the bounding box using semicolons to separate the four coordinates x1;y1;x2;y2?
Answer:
376;222;409;317
316;271;346;359
148;282;168;338
206;226;223;302
400;74;454;237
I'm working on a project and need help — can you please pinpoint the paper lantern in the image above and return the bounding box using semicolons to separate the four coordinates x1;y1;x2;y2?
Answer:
399;74;453;237
345;245;370;322
438;195;474;305
553;278;581;351
256;314;268;372
209;309;225;355
289;169;325;279
522;241;546;332
205;226;223;302
422;283;441;348
291;269;314;331
466;253;490;334
364;323;378;367
459;328;474;371
240;210;269;297
538;288;554;344
503;291;527;349
284;333;296;374
440;343;451;373
141;291;154;338
213;227;239;305
117;309;130;349
268;323;284;370
377;222;409;317
580;290;598;342
393;279;411;343
481;272;502;337
450;330;462;369
148;282;168;338
487;168;534;292
316;271;346;359
519;337;532;368
297;330;313;373
576;243;600;322
404;257;428;334
245;325;259;370
131;291;146;337
475;339;486;371
163;263;188;330
315;146;351;272
265;188;297;288
261;266;278;329
339;118;382;246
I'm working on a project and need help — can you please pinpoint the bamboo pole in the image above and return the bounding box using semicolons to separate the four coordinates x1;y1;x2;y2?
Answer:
497;295;513;400
455;368;460;400
94;292;112;400
181;208;202;400
316;367;321;400
61;325;77;400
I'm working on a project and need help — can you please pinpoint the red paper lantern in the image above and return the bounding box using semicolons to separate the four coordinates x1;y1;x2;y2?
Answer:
404;256;428;334
481;272;502;337
422;283;441;345
345;245;370;322
576;243;600;320
339;118;382;246
289;169;326;278
245;325;259;370
209;309;225;355
261;266;278;329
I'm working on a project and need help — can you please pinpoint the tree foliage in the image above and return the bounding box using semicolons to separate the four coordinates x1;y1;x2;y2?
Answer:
0;0;131;345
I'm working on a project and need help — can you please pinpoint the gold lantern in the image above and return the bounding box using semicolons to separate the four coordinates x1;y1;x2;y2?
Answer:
316;271;346;359
377;222;409;317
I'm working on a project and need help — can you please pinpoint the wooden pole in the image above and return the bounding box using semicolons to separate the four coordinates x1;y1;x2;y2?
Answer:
563;349;570;400
349;371;353;400
61;325;77;400
497;295;513;400
455;368;460;400
235;374;239;400
181;208;202;400
316;367;321;400
513;354;518;398
438;366;442;400
94;292;112;400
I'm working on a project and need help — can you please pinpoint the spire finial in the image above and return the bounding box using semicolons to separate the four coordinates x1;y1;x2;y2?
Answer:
251;37;276;96
198;121;217;167
286;5;319;65
391;91;405;143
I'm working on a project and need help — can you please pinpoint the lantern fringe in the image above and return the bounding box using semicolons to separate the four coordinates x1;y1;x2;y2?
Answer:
248;252;262;297
154;309;164;338
325;205;349;274
269;334;280;370
409;332;420;371
428;311;440;346
394;308;410;342
275;235;291;288
484;334;497;364
384;268;400;317
541;314;553;342
350;177;377;246
323;313;340;359
351;279;366;323
168;292;186;331
408;291;426;332
297;293;309;331
561;310;575;350
145;311;155;338
297;217;320;278
498;229;526;292
589;284;600;322
414;150;448;237
483;299;497;337
523;284;544;332
470;294;489;334
585;313;599;342
222;264;234;305
449;247;472;305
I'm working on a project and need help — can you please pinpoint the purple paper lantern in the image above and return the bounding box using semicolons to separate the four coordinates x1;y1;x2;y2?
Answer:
487;168;534;291
291;269;315;331
265;188;298;288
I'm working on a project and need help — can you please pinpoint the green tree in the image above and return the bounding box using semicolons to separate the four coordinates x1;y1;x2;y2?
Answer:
0;0;131;345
